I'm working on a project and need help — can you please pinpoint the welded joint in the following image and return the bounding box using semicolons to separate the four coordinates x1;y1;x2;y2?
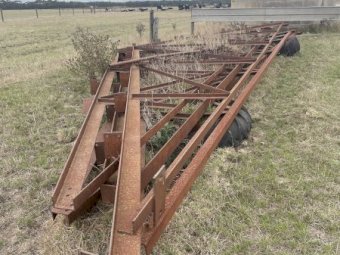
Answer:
104;132;122;159
98;93;127;113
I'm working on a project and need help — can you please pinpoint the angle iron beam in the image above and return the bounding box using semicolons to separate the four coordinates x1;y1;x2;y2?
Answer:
132;93;229;100
72;158;119;209
141;100;188;145
110;50;200;68
132;50;252;232
142;29;293;254
140;63;228;191
133;24;285;234
52;68;117;212
174;59;256;64
109;49;142;255
141;65;228;94
140;73;213;92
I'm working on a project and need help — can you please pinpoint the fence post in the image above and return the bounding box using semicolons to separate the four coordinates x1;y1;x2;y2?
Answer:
153;18;159;42
149;10;154;43
190;7;194;35
94;5;96;14
83;8;84;14
1;9;4;22
59;7;61;16
35;9;38;19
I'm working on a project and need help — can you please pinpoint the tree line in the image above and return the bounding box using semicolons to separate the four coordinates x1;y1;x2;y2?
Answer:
0;0;231;10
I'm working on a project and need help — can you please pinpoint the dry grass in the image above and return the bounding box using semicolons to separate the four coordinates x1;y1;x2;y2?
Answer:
153;33;340;255
0;9;191;254
0;9;339;255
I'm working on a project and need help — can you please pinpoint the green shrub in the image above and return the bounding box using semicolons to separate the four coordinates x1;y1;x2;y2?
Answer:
67;27;118;79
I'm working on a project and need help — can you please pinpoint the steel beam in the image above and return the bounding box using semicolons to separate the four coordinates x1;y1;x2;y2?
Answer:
110;50;200;68
52;22;298;255
52;69;116;214
142;29;293;255
141;66;228;93
109;49;142;255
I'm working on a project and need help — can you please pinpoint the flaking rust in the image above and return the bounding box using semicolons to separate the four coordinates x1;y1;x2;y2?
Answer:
51;23;299;254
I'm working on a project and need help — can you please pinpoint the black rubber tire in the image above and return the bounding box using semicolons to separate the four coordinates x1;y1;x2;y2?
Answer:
280;35;300;57
218;107;252;148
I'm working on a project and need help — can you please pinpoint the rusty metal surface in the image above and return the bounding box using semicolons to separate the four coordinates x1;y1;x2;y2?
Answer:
142;31;293;253
73;158;118;209
132;93;229;100
51;22;298;255
110;50;200;68
141;100;188;145
52;69;116;213
109;49;142;255
141;65;228;93
100;184;116;204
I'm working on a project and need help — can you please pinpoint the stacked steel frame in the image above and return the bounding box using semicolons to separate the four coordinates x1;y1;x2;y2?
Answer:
51;23;297;254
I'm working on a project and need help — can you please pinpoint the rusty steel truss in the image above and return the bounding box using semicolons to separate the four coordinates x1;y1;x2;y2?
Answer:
51;23;298;254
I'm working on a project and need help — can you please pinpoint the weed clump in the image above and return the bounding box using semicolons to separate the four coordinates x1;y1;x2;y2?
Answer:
172;23;177;31
67;27;118;79
136;23;146;38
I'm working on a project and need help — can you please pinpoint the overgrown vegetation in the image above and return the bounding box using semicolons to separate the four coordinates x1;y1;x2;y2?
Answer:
0;9;339;255
153;33;340;254
66;27;118;79
0;10;190;254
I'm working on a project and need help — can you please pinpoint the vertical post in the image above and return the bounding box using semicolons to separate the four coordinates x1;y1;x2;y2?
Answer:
1;9;4;22
83;8;84;14
72;6;75;15
59;7;61;16
35;9;38;19
190;6;194;35
153;18;159;42
94;4;96;14
149;10;154;43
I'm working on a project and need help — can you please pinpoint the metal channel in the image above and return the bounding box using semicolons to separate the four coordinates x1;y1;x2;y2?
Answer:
51;22;299;255
109;49;142;255
142;30;293;254
52;69;116;213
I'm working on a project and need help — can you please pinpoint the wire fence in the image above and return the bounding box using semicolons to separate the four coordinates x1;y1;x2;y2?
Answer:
0;8;192;46
0;7;169;22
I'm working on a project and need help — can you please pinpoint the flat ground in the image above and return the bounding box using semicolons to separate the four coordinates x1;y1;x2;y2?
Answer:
0;9;339;255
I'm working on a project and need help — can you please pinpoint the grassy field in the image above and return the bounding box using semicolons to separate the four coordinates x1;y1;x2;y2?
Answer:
1;10;339;255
